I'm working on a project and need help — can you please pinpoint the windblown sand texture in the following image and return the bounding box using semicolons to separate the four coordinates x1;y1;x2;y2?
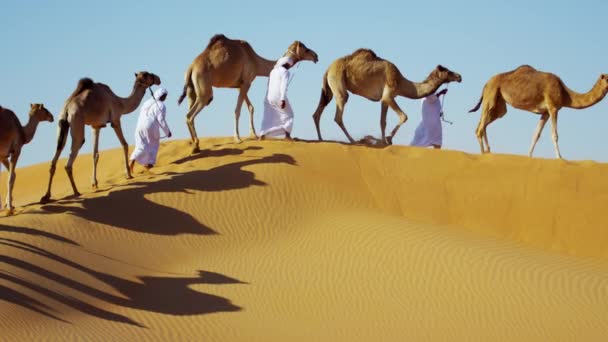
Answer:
1;137;607;341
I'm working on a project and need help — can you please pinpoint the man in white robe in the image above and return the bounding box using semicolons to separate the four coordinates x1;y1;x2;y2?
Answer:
410;88;448;149
129;87;171;172
259;56;295;140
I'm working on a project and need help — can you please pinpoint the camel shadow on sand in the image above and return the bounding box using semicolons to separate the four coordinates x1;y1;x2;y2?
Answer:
38;147;295;236
0;237;246;327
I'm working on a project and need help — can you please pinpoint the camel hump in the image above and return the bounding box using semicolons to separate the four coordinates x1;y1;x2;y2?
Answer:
206;34;229;49
350;48;380;60
71;78;94;98
516;65;537;72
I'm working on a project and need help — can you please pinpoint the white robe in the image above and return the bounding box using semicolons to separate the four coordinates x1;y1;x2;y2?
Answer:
410;94;443;147
130;89;171;165
260;66;294;137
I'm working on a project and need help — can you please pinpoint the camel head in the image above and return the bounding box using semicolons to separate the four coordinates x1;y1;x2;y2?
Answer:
29;103;54;123
287;41;319;64
433;65;462;84
600;74;608;94
134;71;161;88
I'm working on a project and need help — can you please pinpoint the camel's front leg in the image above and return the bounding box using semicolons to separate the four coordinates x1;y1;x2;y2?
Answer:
386;98;408;145
91;127;101;189
65;123;85;197
529;114;548;157
5;152;20;215
111;121;132;179
244;94;258;139
334;94;355;143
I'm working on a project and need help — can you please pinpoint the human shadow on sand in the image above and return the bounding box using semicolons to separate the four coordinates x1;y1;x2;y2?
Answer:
39;150;295;236
0;238;245;327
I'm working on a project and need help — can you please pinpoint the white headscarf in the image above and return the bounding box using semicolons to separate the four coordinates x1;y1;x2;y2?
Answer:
275;56;294;69
142;87;168;114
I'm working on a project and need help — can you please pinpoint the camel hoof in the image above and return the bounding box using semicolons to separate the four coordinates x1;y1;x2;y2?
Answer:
40;195;51;204
5;209;14;217
191;145;200;154
125;174;133;180
92;183;98;190
385;137;393;145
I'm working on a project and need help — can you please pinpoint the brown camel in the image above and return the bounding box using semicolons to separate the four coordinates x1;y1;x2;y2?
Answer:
469;65;608;158
178;34;319;153
312;49;462;144
0;104;54;215
40;72;161;204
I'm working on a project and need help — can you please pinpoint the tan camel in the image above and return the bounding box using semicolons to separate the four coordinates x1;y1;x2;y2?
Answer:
0;104;54;215
40;72;161;204
312;49;462;144
178;34;319;153
469;65;608;158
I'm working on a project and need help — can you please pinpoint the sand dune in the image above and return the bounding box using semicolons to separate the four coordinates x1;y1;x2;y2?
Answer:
0;137;607;341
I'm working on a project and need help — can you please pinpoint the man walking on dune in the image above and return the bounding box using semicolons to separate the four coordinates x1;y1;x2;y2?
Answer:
259;56;297;140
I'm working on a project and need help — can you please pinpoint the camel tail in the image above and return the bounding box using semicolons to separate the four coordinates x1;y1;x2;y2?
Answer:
56;119;70;151
178;66;193;106
469;95;483;113
318;72;333;108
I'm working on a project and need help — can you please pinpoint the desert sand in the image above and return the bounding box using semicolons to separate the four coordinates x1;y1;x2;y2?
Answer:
0;137;607;341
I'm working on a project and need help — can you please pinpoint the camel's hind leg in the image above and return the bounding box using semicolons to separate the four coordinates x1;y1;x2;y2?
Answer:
244;94;257;139
186;78;213;154
548;109;562;159
385;97;409;145
528;114;549;157
4;150;20;215
111;121;132;179
333;93;355;143
65;121;85;197
233;82;252;143
476;95;504;153
380;102;389;144
91;127;101;189
41;118;70;203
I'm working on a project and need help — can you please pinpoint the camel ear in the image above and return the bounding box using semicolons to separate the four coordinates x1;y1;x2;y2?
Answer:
437;65;447;72
134;73;138;78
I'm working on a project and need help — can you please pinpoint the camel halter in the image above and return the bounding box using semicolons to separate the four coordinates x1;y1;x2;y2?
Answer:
440;84;453;125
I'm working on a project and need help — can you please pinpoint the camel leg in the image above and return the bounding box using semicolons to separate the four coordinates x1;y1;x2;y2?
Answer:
313;96;333;141
244;94;258;139
386;98;408;145
5;151;19;215
111;121;132;179
549;111;562;159
91;127;101;189
0;159;7;211
379;102;388;144
41;120;70;203
334;94;355;143
233;83;251;143
65;123;85;197
528;114;549;157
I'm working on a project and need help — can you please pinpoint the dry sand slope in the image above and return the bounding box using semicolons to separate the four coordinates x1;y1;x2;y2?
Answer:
0;137;607;341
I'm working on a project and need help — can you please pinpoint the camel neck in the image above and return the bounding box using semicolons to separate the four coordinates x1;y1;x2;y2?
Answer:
255;55;277;77
399;75;443;99
22;116;40;144
563;78;608;109
115;84;147;115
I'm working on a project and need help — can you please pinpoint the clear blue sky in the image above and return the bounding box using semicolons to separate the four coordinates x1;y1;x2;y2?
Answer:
1;0;607;166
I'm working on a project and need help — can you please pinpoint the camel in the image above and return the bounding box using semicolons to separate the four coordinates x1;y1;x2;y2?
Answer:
312;49;462;144
0;104;54;215
178;34;319;153
469;65;608;158
40;71;161;204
